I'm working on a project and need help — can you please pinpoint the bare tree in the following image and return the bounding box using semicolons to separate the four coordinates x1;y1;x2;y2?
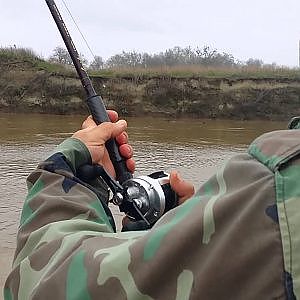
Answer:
89;56;104;70
49;46;88;67
49;46;73;65
246;58;264;68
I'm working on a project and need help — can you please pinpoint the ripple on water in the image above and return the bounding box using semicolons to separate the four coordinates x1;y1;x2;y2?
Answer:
0;143;56;248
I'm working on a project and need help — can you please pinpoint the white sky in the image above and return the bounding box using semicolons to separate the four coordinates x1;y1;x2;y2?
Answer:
1;0;300;66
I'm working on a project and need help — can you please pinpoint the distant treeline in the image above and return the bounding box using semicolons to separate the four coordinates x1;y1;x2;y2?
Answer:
0;45;278;71
49;45;272;70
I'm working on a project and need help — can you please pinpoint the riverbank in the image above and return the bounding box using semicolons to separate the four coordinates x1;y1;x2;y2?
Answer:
1;51;300;120
92;75;300;120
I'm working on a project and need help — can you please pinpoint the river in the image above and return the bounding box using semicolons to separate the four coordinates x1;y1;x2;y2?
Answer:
0;112;286;290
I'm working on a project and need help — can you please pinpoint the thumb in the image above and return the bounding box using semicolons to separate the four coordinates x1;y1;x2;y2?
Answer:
169;170;195;204
96;120;127;142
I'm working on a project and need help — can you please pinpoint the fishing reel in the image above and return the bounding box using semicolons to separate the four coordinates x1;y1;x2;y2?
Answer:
78;165;178;226
114;171;178;226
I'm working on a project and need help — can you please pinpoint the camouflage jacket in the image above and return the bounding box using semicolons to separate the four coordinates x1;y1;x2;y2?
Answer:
4;130;300;299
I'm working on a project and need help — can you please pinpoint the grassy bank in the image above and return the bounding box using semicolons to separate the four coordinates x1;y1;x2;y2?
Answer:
2;47;300;79
90;65;300;80
0;47;74;75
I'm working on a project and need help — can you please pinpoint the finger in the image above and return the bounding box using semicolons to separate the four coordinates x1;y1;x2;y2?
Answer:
95;120;127;142
107;110;118;123
101;148;116;178
169;171;195;204
115;132;129;145
119;144;133;159
82;115;97;129
126;158;135;173
82;111;118;129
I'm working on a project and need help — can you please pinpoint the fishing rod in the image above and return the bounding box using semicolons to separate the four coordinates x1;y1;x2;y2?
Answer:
45;0;177;226
45;0;131;184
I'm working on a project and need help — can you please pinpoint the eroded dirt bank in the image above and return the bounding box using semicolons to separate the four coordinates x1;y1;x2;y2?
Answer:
1;70;300;120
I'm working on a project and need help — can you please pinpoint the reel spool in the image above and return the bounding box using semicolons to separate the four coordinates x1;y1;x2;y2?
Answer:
117;171;178;225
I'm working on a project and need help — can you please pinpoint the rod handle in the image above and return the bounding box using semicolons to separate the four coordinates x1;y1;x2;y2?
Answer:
87;95;133;183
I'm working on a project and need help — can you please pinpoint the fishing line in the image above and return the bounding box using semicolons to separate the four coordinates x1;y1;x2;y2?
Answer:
60;0;96;60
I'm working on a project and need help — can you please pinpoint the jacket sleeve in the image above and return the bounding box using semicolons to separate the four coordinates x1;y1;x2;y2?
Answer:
3;137;123;299
4;137;287;300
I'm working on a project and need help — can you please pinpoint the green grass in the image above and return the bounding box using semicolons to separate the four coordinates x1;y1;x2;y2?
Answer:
90;65;300;80
35;60;75;76
0;47;40;61
0;47;76;76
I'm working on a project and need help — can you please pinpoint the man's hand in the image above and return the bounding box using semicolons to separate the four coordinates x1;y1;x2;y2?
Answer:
73;110;194;229
72;110;135;178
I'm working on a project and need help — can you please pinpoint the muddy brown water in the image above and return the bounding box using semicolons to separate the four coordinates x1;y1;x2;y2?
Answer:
0;113;286;290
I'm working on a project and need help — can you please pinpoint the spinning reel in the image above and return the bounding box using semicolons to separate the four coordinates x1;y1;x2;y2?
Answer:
112;171;177;225
80;165;178;226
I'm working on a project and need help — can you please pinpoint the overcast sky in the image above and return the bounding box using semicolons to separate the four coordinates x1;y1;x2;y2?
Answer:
1;0;300;66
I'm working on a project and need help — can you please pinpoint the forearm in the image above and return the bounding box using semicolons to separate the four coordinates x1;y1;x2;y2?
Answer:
4;137;146;299
14;138;115;264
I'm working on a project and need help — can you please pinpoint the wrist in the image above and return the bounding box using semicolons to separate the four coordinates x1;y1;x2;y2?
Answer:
54;137;92;173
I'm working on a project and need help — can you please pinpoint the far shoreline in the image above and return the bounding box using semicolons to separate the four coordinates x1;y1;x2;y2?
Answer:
0;110;294;123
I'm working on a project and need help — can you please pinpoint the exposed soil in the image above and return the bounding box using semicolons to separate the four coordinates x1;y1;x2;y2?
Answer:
1;68;300;120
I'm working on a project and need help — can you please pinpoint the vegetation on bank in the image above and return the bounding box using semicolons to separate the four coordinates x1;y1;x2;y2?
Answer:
0;47;74;76
90;65;300;80
1;46;300;80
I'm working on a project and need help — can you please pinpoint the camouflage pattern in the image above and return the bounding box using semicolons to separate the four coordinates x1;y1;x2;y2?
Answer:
4;130;300;299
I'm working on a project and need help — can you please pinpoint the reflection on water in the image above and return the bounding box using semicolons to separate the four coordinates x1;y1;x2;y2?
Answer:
0;113;286;249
